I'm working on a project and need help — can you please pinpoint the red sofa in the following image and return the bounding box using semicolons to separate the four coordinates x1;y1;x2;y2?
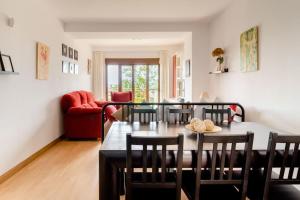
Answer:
61;90;116;139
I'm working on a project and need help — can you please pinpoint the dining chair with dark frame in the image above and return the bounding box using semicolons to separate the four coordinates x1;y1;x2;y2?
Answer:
182;132;254;200
249;132;300;200
126;133;184;200
202;107;231;126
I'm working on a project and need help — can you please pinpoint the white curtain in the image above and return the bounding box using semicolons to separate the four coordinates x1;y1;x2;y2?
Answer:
160;50;169;101
92;51;106;100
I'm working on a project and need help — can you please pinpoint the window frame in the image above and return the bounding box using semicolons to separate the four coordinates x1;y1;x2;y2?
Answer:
105;58;160;102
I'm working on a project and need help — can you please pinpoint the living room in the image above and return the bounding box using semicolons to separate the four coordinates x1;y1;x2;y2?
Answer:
1;0;300;200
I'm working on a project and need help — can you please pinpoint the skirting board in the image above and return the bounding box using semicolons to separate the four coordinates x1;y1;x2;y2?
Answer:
0;137;62;184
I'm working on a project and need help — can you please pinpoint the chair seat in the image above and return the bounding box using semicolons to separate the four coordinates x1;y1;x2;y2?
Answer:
248;170;300;200
182;170;241;200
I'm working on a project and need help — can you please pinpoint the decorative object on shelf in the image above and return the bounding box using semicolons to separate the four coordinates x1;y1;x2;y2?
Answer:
68;47;73;59
69;63;75;74
87;59;92;74
74;64;79;74
74;50;78;61
0;51;14;72
62;44;68;57
36;42;50;80
185;59;190;77
240;26;259;72
212;48;224;72
62;60;69;73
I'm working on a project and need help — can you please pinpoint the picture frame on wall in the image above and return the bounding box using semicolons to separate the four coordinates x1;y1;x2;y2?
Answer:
0;52;14;72
69;63;75;74
68;47;73;59
74;50;78;61
74;64;79;74
62;44;68;57
36;42;50;80
87;59;92;74
185;59;191;77
62;60;69;73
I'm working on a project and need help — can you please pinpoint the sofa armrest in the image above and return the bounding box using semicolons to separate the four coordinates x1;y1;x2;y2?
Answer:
95;100;111;107
68;107;102;115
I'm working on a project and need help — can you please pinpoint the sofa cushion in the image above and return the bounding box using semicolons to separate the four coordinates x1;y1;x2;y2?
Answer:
61;92;82;113
68;106;102;115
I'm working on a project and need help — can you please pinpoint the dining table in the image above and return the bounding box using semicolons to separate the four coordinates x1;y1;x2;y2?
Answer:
99;121;291;200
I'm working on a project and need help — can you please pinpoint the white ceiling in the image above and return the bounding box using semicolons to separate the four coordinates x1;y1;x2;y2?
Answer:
45;0;233;23
70;32;188;47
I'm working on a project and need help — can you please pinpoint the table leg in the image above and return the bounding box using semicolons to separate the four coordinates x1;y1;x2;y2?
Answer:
99;151;120;200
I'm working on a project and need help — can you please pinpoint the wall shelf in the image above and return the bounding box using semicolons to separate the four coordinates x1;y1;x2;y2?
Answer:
209;71;229;74
0;71;19;75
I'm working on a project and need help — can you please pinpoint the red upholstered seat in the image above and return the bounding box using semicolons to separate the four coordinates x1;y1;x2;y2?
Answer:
61;90;116;139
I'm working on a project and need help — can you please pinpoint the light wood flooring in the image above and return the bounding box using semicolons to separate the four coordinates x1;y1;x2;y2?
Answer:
0;141;188;200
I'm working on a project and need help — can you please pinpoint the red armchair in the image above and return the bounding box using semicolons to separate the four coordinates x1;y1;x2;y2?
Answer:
61;90;116;139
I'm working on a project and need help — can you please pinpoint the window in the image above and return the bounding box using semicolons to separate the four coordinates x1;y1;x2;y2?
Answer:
106;59;160;103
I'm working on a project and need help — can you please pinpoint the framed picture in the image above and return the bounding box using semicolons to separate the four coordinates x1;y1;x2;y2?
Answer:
87;59;92;74
36;42;50;80
62;60;69;73
69;63;75;74
62;44;68;57
240;26;259;72
68;47;73;59
74;64;79;74
0;52;14;72
185;59;191;77
74;50;78;61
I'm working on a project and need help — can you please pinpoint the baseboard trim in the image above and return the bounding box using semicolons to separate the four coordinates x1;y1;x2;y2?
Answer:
0;137;62;184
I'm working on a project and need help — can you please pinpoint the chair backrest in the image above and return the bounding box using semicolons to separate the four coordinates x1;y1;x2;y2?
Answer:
126;134;184;200
111;91;133;102
131;108;158;123
167;106;194;124
202;106;231;126
194;132;254;200
262;132;300;200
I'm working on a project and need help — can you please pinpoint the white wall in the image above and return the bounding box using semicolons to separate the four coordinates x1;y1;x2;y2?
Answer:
208;0;300;133
0;0;92;176
65;21;210;101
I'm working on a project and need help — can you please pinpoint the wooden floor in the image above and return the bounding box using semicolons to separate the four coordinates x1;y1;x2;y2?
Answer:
0;141;188;200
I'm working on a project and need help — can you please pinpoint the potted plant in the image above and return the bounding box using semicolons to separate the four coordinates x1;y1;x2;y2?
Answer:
212;48;225;72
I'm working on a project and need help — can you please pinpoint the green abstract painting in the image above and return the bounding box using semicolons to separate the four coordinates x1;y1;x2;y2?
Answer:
240;26;258;72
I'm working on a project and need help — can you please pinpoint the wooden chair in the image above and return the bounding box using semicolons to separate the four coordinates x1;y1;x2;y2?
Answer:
202;106;231;126
126;133;184;200
182;132;254;200
167;106;194;124
248;132;300;200
130;106;159;123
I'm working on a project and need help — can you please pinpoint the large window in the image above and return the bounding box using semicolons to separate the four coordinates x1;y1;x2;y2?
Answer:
106;59;160;103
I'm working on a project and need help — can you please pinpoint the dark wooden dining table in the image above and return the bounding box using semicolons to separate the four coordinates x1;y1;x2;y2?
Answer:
99;121;291;200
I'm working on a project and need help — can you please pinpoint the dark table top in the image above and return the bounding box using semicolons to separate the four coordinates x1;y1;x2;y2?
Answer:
101;122;293;151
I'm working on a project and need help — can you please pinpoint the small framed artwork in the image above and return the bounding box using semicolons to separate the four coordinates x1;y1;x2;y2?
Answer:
185;59;191;77
62;60;69;73
69;63;75;74
68;47;73;59
62;44;68;57
74;50;78;61
0;52;14;72
74;64;79;74
36;42;50;80
87;59;92;74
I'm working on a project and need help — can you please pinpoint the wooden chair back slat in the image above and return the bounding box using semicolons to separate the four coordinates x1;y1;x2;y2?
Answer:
228;142;237;180
126;134;184;200
279;143;290;179
211;143;218;180
288;143;299;179
220;143;227;180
